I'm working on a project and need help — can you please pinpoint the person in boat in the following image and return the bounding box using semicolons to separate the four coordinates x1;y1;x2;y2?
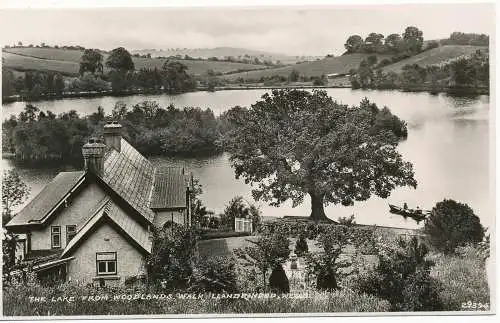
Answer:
403;202;408;210
415;206;422;214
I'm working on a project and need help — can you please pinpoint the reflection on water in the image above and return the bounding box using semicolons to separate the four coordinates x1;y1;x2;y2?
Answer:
2;89;492;230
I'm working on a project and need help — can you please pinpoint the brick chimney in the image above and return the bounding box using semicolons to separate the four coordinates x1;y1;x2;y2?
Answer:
103;121;122;152
82;137;106;177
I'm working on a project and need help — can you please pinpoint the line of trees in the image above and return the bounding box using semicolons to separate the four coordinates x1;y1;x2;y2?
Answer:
2;67;65;99
2;47;198;100
348;49;489;90
2;100;225;162
344;26;425;55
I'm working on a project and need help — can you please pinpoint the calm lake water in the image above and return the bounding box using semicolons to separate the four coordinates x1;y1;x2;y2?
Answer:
1;89;492;230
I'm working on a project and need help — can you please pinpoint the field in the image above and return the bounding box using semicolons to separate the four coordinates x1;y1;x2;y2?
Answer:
382;45;487;73
222;53;393;81
2;47;270;76
221;45;488;82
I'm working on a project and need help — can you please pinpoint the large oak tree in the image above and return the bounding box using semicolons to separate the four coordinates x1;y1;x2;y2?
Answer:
224;89;417;221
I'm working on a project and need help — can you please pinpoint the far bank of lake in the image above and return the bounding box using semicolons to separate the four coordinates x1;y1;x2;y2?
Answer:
2;88;492;231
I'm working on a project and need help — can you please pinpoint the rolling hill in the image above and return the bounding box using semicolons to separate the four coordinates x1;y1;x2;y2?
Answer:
381;45;487;73
221;45;488;82
131;46;322;64
221;53;393;81
2;47;270;76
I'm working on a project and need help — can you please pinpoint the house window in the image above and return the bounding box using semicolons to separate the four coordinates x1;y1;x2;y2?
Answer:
66;225;76;243
96;252;117;276
51;226;61;249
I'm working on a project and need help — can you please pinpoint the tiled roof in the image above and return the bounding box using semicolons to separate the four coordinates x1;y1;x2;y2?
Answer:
150;167;189;209
104;200;152;253
101;139;156;223
62;199;152;257
6;171;86;227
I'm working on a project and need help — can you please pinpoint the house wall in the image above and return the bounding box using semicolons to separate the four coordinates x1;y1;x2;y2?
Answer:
66;223;145;286
30;183;107;250
153;209;187;228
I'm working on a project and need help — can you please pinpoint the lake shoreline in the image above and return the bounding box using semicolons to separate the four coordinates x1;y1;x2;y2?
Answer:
2;84;488;105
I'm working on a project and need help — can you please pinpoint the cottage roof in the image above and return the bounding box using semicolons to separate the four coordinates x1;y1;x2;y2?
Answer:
101;139;156;223
61;199;152;257
150;167;191;209
6;137;190;229
6;171;86;227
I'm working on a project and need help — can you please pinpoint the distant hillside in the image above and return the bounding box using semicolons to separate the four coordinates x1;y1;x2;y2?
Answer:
382;45;488;73
222;53;393;81
222;45;488;82
2;47;270;76
131;46;322;64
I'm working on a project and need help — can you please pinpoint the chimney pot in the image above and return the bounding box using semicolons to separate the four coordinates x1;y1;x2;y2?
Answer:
82;140;106;176
103;121;123;152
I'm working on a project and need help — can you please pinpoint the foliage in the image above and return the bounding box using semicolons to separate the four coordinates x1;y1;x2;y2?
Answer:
402;26;424;54
305;225;375;291
68;74;110;92
268;264;290;293
441;32;489;46
147;222;198;290
3;101;223;162
312;75;327;86
162;60;196;94
344;26;423;55
349;49;488;91
337;214;356;226
288;69;300;82
220;196;260;231
236;226;290;290
344;35;364;54
224;89;416;221
106;47;135;71
430;244;490;311
79;49;103;76
354;236;443;311
294;233;309;256
424;199;485;254
189;256;239;293
2;169;30;225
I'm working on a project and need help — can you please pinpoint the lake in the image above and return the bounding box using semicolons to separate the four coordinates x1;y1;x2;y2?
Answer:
1;89;492;230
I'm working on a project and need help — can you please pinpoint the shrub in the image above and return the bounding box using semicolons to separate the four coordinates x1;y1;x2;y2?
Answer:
337;214;356;226
354;236;443;311
189;256;239;293
424;199;485;254
268;264;290;293
294;234;309;256
431;245;490;311
147;222;198;289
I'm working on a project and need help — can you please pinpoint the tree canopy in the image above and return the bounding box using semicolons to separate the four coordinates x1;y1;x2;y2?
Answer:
105;47;135;71
79;49;104;76
224;89;416;221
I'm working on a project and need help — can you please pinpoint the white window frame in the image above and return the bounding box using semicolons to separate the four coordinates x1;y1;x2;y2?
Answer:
51;226;61;249
96;252;117;276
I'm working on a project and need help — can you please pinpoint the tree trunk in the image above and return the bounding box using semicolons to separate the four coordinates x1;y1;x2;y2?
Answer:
309;192;329;222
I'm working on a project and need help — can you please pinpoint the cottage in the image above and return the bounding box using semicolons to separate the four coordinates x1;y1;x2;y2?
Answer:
5;122;193;286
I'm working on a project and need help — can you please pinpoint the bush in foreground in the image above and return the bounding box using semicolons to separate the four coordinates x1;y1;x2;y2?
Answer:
424;199;485;254
2;285;390;315
430;244;490;311
354;236;443;311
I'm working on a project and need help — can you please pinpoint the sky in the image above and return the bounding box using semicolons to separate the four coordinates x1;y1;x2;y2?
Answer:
0;3;495;56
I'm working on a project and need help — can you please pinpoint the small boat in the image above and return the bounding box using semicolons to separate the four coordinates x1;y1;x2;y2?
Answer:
389;204;431;223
